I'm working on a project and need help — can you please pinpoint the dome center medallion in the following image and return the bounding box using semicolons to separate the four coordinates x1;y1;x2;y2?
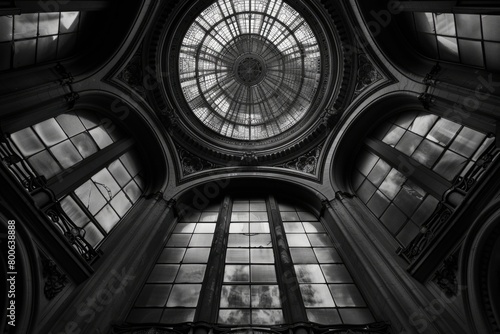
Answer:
234;54;266;86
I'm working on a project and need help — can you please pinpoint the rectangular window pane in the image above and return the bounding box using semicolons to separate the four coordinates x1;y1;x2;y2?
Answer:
158;248;185;263
37;35;58;63
290;248;318;263
433;150;467;181
226;249;250;263
299;284;335;307
252;310;284;325
199;211;218;222
284;222;305;233
175;264;206;282
321;264;353;283
28;150;62;178
95;204;120;232
450;127;485;157
183;248;211;263
250;249;274;263
250;234;272;247
458;39;484;67
166;234;191;247
414;12;434;33
412;139;444;168
14;14;38;39
166;284;202;307
329;284;366;307
11;128;44;156
434;13;455;36
50;140;82;168
148;264;179;283
218;310;250;324
286;234;311;247
189;234;213;247
303;222;325;233
482;15;500;41
295;264;325;283
437;36;459;62
485;42;500;71
71;133;98;159
230;222;249;233
308;234;333;247
379;169;407;200
249;222;270;233
314;248;342;263
60;12;79;33
456;14;481;39
251;265;277;282
0;16;13;42
39;13;59;36
135;284;172;307
220;285;251;307
224;265;250;282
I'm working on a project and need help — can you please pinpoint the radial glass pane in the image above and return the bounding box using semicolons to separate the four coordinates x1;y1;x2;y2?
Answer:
179;0;321;140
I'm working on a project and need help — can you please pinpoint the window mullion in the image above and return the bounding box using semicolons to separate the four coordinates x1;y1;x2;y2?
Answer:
195;195;233;323
365;138;451;198
46;137;135;198
267;195;308;323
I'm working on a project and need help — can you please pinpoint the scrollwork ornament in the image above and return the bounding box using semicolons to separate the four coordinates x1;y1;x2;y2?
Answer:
42;258;69;300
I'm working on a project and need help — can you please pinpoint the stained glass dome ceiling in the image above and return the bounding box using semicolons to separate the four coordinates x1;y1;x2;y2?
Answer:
178;0;322;141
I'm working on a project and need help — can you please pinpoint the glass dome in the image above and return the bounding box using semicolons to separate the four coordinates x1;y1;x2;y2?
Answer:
178;0;322;141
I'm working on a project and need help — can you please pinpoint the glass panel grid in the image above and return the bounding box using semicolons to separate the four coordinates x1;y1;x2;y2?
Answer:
403;12;500;71
354;149;438;245
375;111;490;181
61;151;143;247
179;0;322;140
10;112;121;180
220;198;283;325
280;201;373;324
0;11;81;71
129;202;221;324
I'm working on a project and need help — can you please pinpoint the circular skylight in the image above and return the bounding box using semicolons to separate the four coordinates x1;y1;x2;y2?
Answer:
178;0;322;140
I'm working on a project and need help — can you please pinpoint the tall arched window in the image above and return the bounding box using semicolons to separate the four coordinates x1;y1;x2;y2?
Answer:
353;110;496;247
126;196;375;327
0;109;145;257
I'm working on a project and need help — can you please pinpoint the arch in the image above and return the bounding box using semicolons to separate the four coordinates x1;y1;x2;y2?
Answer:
123;178;379;328
173;176;328;217
0;92;169;256
330;92;498;251
460;199;500;334
0;209;41;334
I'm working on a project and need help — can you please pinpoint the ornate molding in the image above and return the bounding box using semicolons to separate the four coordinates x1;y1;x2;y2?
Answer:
41;256;69;300
354;53;383;98
433;254;458;297
321;108;342;129
177;147;222;176
117;45;147;99
275;144;323;175
145;0;356;164
158;108;180;133
419;62;441;110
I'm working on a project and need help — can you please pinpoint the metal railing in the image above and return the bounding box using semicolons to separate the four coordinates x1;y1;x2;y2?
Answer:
398;140;500;263
0;131;100;263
